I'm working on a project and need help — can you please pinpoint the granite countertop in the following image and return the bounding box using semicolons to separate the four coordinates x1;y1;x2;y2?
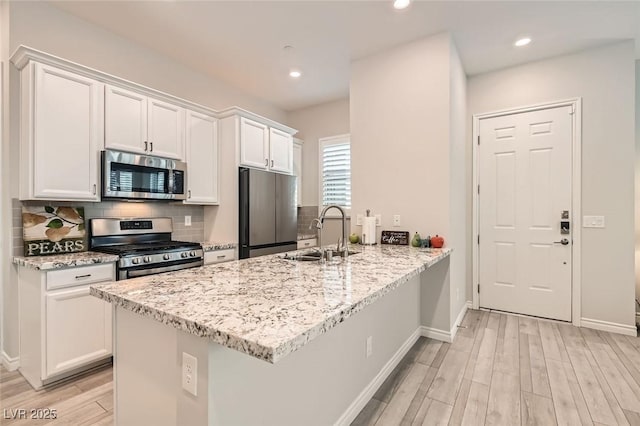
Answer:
13;251;119;271
297;233;317;240
200;242;237;252
91;245;451;363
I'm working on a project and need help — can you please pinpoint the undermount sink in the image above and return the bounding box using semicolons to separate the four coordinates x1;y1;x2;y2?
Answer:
283;249;359;262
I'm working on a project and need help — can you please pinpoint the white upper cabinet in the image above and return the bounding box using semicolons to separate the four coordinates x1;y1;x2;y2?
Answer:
104;85;147;155
240;117;269;169
148;98;184;159
269;128;293;174
185;110;219;205
238;116;294;174
105;85;184;160
24;63;103;201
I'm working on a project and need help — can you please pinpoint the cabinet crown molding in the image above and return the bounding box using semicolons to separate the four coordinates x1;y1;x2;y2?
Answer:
218;107;298;136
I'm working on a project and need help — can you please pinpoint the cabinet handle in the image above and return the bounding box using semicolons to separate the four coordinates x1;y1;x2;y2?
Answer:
92;184;97;195
75;274;92;280
150;142;153;152
271;160;274;167
265;158;269;167
188;190;191;199
144;141;148;151
304;242;310;246
217;255;226;259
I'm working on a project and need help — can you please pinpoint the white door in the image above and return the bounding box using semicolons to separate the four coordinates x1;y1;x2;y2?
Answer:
33;64;102;201
45;286;112;378
269;128;293;174
184;110;219;204
239;117;269;169
478;106;572;321
148;97;184;160
105;85;148;154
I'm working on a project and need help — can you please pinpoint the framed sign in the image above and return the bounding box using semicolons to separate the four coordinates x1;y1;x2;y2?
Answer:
22;206;86;256
381;230;409;245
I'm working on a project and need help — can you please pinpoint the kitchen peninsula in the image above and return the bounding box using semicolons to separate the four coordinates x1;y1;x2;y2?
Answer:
91;245;455;425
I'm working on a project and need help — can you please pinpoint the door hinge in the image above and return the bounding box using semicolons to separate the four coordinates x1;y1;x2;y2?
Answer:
477;235;480;245
477;185;480;195
477;136;480;145
478;284;480;293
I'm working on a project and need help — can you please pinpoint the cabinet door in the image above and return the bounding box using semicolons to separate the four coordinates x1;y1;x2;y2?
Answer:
105;85;147;154
32;64;102;201
269;128;293;174
185;110;218;205
148;97;184;160
293;142;302;206
239;117;269;169
45;286;112;378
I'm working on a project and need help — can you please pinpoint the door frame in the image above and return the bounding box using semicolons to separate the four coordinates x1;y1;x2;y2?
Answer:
472;98;582;326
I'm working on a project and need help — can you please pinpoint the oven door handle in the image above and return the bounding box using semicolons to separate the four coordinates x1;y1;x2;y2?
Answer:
124;259;203;279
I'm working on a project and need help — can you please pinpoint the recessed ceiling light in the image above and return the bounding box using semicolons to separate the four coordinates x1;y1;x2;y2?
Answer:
514;37;532;47
289;70;302;78
393;0;411;10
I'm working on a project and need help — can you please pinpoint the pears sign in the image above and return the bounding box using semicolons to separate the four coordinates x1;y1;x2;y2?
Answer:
22;206;86;256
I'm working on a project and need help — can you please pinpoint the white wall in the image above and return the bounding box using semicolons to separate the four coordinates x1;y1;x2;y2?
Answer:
469;42;636;328
2;1;289;360
350;33;452;239
635;59;640;310
449;41;468;324
0;0;9;365
287;98;350;207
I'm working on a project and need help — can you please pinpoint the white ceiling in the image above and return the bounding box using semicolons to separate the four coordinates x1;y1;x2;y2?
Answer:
50;1;640;112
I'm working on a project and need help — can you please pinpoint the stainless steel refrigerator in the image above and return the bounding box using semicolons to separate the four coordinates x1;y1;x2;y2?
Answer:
239;167;298;259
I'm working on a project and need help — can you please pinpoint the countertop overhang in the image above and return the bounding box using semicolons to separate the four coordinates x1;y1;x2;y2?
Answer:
90;245;451;363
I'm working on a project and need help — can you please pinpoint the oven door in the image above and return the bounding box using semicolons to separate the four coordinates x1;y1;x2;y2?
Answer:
103;150;186;200
118;258;203;280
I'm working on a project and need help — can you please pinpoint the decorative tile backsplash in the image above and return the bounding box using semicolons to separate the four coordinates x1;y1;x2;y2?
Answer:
12;198;204;256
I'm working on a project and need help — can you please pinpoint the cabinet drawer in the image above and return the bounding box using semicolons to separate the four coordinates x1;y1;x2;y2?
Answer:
297;238;317;249
46;263;115;291
204;249;235;265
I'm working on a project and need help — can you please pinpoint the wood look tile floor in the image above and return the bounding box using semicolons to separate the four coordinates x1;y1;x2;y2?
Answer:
352;309;640;426
0;364;113;425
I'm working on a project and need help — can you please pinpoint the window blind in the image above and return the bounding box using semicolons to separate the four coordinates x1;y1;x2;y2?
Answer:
321;141;351;207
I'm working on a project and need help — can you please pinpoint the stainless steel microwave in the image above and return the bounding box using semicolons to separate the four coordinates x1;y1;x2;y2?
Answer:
102;150;187;201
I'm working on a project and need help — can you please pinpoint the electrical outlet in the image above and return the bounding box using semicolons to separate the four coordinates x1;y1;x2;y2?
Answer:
182;352;197;396
356;214;363;226
366;336;373;358
393;215;401;227
375;214;381;226
185;215;192;227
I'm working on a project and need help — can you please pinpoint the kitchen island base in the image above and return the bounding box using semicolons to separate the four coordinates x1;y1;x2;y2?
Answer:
113;258;454;425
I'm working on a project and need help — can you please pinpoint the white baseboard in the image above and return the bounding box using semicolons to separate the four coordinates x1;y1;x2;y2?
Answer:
420;301;472;343
2;350;20;371
581;317;637;337
334;327;421;426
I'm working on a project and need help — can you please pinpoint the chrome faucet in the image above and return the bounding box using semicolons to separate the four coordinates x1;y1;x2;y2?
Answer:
314;205;348;259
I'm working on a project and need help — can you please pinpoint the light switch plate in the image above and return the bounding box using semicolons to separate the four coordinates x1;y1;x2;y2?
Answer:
393;215;401;227
185;215;192;227
356;214;363;226
375;214;381;226
583;215;605;228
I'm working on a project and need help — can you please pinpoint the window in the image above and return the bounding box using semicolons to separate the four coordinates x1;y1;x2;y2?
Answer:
319;134;351;210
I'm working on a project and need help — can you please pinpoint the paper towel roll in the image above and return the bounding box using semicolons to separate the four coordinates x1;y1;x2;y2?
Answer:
362;217;377;245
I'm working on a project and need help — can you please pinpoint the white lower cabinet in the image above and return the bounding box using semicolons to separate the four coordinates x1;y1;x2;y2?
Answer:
204;249;236;265
45;286;112;377
18;263;115;389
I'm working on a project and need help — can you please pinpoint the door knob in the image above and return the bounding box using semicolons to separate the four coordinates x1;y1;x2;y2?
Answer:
554;239;570;245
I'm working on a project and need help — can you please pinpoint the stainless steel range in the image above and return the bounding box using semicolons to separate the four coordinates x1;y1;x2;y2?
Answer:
89;217;203;280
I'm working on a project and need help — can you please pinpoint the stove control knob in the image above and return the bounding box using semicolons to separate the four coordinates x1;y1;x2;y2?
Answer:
163;254;170;261
143;256;151;263
181;252;188;258
132;258;140;265
189;251;196;257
